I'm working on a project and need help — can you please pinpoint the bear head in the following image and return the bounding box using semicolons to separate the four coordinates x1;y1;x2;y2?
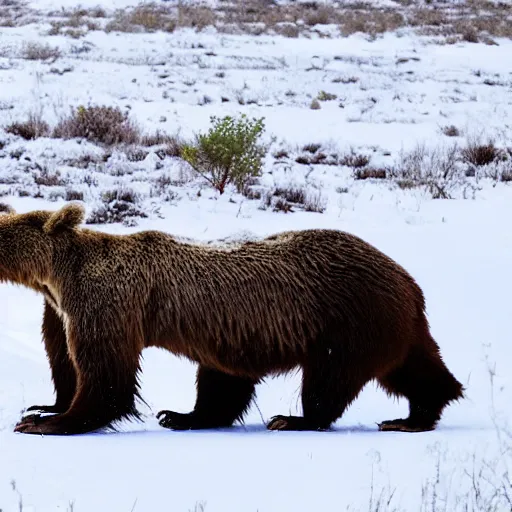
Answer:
0;202;85;287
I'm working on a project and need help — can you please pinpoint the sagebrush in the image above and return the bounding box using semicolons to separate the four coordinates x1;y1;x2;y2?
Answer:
53;105;140;146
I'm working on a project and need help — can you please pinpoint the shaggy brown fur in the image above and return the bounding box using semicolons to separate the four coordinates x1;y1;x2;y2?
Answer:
0;203;464;435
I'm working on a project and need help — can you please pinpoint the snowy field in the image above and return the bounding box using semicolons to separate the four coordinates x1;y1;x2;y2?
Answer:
1;0;512;510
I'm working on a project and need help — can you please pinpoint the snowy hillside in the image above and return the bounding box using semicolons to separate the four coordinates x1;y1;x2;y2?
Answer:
1;0;512;510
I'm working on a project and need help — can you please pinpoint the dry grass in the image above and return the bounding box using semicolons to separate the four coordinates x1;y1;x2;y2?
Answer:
303;189;326;213
141;131;181;148
354;167;387;180
388;143;472;199
222;1;404;37
20;41;61;61
340;151;371;169
273;185;307;205
302;143;322;154
105;2;215;33
0;0;30;27
106;4;176;33
3;0;512;39
263;185;325;214
339;9;404;36
46;7;104;36
34;168;67;187
5;114;50;140
414;1;512;39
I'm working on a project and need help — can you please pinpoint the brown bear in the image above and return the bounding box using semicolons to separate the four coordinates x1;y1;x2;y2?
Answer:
0;202;463;435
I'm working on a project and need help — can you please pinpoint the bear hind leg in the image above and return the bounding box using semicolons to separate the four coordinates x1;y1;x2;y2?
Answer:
158;366;257;431
378;339;464;433
268;351;368;432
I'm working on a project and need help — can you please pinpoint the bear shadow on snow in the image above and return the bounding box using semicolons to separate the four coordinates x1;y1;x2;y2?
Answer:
0;202;464;436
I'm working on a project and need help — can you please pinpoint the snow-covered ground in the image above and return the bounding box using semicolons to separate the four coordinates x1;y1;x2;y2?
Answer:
1;1;512;510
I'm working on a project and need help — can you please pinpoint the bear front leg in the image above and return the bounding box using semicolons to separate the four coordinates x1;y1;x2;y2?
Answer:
158;366;256;430
24;300;77;415
15;322;143;435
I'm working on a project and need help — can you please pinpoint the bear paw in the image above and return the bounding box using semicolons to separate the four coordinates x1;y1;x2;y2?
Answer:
14;413;75;435
157;410;197;430
14;414;47;435
267;415;326;432
378;418;436;433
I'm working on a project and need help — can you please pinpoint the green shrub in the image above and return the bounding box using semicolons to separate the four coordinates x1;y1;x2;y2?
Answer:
182;114;266;195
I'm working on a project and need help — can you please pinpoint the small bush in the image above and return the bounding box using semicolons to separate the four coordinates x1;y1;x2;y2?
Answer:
164;137;186;158
304;190;326;213
5;114;50;140
317;90;337;101
272;196;294;213
241;176;262;200
311;152;328;164
181;114;266;195
126;148;148;162
295;155;311;165
34;168;67;186
302;143;321;154
442;125;460;137
332;76;359;84
65;189;84;201
86;188;147;226
461;140;500;167
462;28;479;43
354;167;387;180
53;105;140;146
273;186;306;204
501;171;512;183
389;143;468;199
304;5;332;26
273;149;289;159
275;24;300;38
20;41;61;61
310;99;321;110
340;151;371;168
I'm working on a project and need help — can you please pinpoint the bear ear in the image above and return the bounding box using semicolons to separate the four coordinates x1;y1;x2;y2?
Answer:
0;203;15;215
43;203;85;234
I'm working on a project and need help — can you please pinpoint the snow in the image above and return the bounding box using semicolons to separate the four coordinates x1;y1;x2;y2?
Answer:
1;198;511;511
1;4;512;511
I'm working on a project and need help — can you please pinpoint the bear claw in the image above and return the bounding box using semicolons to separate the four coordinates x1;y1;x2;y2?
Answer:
14;414;43;434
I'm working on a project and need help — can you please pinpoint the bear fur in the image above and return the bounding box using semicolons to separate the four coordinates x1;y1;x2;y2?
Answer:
0;203;464;435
